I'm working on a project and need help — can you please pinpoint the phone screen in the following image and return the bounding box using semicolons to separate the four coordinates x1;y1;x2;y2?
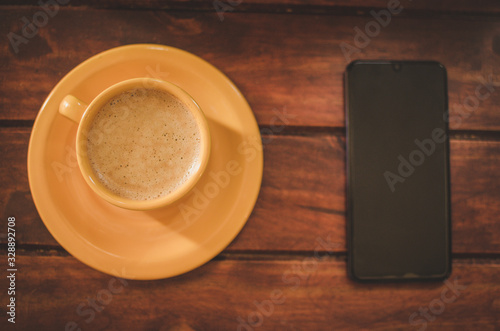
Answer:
345;61;451;281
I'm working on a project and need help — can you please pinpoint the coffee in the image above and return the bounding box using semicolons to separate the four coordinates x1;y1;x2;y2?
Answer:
86;87;202;201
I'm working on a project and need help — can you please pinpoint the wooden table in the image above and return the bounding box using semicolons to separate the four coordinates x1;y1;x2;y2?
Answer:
1;1;500;330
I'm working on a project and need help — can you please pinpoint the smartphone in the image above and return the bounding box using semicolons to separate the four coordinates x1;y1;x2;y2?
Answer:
345;61;451;281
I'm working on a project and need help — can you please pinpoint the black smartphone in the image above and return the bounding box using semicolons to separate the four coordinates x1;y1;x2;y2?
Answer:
345;61;451;281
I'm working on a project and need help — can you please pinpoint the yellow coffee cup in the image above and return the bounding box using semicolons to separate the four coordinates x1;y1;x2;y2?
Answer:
59;78;211;210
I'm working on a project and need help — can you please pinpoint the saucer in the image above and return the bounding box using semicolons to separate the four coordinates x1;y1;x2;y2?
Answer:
27;44;263;280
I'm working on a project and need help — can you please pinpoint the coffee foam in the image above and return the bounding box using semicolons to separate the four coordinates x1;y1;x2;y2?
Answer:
86;87;202;201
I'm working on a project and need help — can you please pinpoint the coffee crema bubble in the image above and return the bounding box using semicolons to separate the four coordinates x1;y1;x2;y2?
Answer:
86;87;202;201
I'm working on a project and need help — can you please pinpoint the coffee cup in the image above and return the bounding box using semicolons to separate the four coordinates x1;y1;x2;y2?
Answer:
59;78;211;210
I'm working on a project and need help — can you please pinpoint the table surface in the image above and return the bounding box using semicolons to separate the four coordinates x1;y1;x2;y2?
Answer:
1;1;500;330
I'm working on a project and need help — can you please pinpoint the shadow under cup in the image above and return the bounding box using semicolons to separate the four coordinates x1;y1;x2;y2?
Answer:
67;78;211;211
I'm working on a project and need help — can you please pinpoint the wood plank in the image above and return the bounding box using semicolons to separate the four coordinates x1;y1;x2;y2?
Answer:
1;255;498;330
2;0;500;15
2;128;500;254
2;10;500;129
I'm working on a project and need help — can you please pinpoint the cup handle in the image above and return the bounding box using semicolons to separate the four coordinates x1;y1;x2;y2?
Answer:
59;95;88;123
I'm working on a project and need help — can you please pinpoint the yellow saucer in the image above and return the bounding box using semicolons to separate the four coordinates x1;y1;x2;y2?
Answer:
27;44;263;280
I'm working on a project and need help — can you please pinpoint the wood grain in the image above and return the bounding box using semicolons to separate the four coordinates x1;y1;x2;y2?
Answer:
2;128;500;254
1;9;500;129
1;4;500;330
2;0;500;15
0;255;498;330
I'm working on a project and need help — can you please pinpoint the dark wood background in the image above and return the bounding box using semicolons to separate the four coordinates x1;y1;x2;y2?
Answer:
1;1;500;330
